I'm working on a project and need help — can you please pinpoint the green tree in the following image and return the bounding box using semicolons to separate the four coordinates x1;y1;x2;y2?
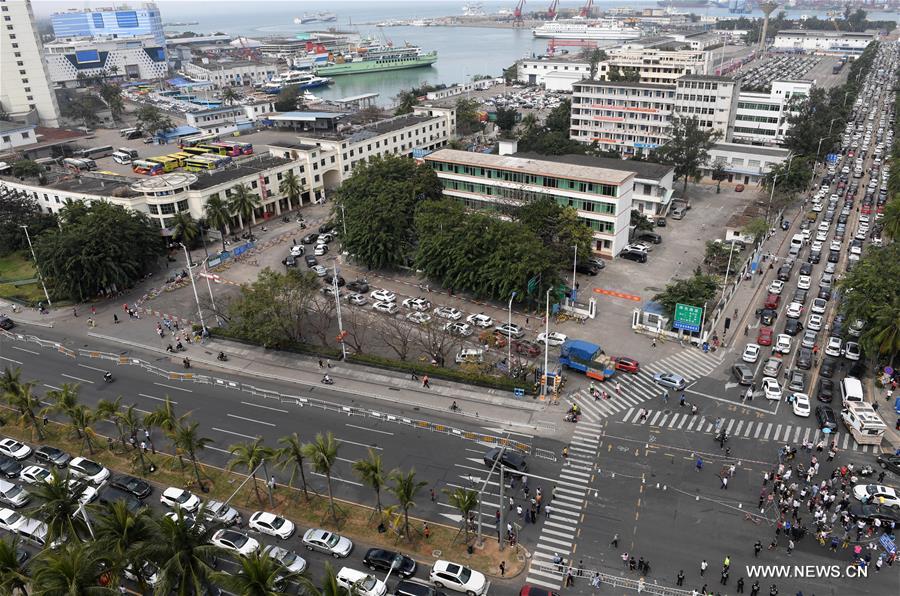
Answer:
64;95;102;127
2;368;46;440
170;211;200;247
880;198;900;241
228;438;275;505
279;170;304;208
387;468;427;540
10;159;45;179
544;99;571;133
302;432;341;522
495;107;518;133
702;240;742;276
67;404;99;454
30;543;116;595
0;191;57;252
711;163;728;193
29;469;90;543
96;397;126;449
502;62;519;84
839;244;900;363
91;501;156;589
135;104;174;137
99;83;125;122
148;509;223;596
394;90;418;115
221;87;241;106
204;194;233;253
444;487;479;543
655;117;721;196
651;273;720;321
274;86;300;112
741;217;769;245
582;48;607;79
455;97;483;135
228;183;261;237
173;420;214;492
298;563;343;596
352;449;385;517
0;537;30;595
215;550;301;596
227;268;320;347
276;432;311;500
630;210;654;233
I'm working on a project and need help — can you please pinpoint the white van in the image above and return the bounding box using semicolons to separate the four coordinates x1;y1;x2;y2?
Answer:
117;147;139;159
112;151;133;165
841;402;885;446
336;568;387;596
839;377;864;405
455;348;484;364
16;517;50;547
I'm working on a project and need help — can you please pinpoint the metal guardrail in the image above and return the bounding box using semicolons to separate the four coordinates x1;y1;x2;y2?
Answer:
1;329;532;454
530;563;692;596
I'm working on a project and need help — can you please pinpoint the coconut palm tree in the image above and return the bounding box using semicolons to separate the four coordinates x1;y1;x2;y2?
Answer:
96;397;125;448
45;382;80;417
172;420;214;491
170;211;200;247
444;487;479;543
278;170;304;209
864;301;900;365
143;397;179;450
228;438;275;504
115;404;143;450
214;550;300;596
881;198;900;240
29;469;90;544
297;563;343;596
0;537;30;595
352;449;385;518
227;183;261;237
221;87;241;106
147;508;224;596
204;195;232;253
67;404;98;455
275;432;310;500
30;542;116;595
302;432;341;522
388;468;427;540
2;368;45;440
91;501;156;588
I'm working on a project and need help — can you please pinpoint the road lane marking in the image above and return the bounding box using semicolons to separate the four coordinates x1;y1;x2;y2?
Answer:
227;413;275;427
11;346;38;355
334;437;383;450
734;421;744;436
310;471;362;487
43;384;62;391
345;423;394;436
763;424;773;440
241;401;288;413
755;424;763;439
685;388;776;414
206;446;232;455
0;356;23;365
744;422;754;438
212;427;259;440
154;382;192;393
61;373;93;384
78;363;107;372
139;393;176;404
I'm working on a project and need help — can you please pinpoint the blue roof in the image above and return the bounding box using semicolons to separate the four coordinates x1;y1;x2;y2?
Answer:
156;125;200;141
268;111;346;121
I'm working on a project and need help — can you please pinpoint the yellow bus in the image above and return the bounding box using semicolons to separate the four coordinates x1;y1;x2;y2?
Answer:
182;146;211;156
167;152;193;167
146;155;179;172
184;156;218;172
197;144;228;156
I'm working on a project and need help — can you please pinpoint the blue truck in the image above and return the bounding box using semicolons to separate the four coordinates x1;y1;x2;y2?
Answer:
559;339;615;381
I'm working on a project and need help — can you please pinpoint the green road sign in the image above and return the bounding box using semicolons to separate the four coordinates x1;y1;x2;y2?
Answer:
673;303;703;332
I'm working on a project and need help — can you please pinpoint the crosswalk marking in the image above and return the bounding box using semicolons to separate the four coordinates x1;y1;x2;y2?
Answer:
644;349;724;382
734;420;744;436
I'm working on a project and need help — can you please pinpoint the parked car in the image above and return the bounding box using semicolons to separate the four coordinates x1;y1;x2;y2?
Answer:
762;357;782;378
110;475;152;500
262;544;307;573
762;378;782;401
403;298;432;312
32;446;71;469
160;487;201;513
429;560;487;596
816;379;835;403
757;327;773;346
465;313;493;328
0;439;31;461
211;529;260;557
494;323;524;339
791;393;811;417
434;306;463;321
67;457;109;485
370;289;396;303
816;406;838;433
362;549;417;578
249;511;296;539
302;528;353;557
537;332;567;347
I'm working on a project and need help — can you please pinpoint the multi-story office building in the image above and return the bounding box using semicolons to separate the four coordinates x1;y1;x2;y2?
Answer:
0;0;61;127
601;38;714;86
773;30;876;55
673;74;739;142
570;80;676;155
44;35;168;87
732;80;812;145
424;147;636;257
182;58;280;89
185;100;277;135
51;3;165;45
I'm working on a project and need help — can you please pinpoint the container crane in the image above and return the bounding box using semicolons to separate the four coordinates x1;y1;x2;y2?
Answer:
547;0;559;20
513;0;526;27
579;0;593;18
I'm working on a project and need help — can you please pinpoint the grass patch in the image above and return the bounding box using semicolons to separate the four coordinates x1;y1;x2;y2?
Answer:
0;251;36;282
0;282;45;304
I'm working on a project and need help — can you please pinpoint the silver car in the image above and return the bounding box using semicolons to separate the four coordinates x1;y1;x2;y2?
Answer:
302;528;353;558
762;357;782;378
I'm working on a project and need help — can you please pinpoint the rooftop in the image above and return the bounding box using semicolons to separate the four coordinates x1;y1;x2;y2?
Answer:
0;121;36;134
351;114;432;141
514;152;674;181
267;111;346;122
426;149;634;186
51;173;139;197
776;29;877;39
190;59;277;70
574;79;675;91
190;155;292;190
678;74;735;83
713;142;792;158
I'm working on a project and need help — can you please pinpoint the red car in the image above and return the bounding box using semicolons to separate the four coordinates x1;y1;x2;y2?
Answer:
764;293;780;310
861;205;872;215
757;326;774;346
734;184;745;192
520;586;560;596
513;340;541;357
613;357;640;374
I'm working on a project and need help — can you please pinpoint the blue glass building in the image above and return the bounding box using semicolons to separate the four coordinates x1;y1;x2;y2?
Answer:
51;4;164;45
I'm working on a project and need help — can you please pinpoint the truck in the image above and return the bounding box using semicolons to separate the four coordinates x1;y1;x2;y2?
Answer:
559;339;615;382
840;402;885;446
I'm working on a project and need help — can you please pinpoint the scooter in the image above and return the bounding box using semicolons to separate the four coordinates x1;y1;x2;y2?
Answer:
103;372;113;383
217;352;228;362
321;375;334;385
182;358;191;369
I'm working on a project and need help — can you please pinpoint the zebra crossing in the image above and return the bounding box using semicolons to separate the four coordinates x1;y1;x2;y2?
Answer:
524;420;601;590
643;348;724;381
619;407;882;453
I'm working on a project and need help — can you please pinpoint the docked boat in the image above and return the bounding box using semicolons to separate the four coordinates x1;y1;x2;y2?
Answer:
532;20;643;41
293;14;318;24
261;71;332;94
315;45;437;76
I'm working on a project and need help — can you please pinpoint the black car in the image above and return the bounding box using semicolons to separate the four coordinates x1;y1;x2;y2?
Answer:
483;447;527;473
304;255;318;268
110;474;153;500
797;347;812;370
808;251;821;264
781;219;790;230
0;454;23;479
0;316;13;330
301;233;319;245
283;256;297;267
97;486;146;513
323;274;346;287
362;549;417;578
818;287;832;301
815;405;838;432
346;280;369;294
847;502;900;525
799;263;812;276
828;250;840;263
876;454;900;475
792;290;807;304
575;263;599;276
318;224;335;234
587;257;606;270
395;580;445;596
619;249;647;263
655;218;667;227
33;445;71;469
777;266;792;282
759;309;777;326
819;358;836;378
784;318;803;336
816;379;834;402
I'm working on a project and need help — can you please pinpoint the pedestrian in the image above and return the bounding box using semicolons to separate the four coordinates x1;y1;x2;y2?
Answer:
611;533;619;548
591;572;601;588
326;359;332;369
424;522;430;540
422;375;430;388
721;568;729;585
680;393;686;407
637;557;644;573
754;540;762;557
663;391;669;404
696;457;703;472
651;337;657;347
751;580;760;596
637;576;645;593
318;359;324;369
676;570;685;586
91;305;96;316
737;577;745;593
700;559;708;576
565;570;574;587
73;307;78;317
577;560;584;577
721;476;729;489
545;504;551;518
724;555;730;570
878;471;886;483
786;539;794;555
140;441;147;453
629;557;636;572
113;313;119;324
410;370;418;381
562;446;568;460
495;509;500;525
499;561;506;577
516;505;523;519
42;414;49;426
621;552;629;569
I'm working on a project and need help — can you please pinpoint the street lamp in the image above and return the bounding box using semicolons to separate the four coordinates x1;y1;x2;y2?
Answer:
507;291;516;375
541;288;551;398
570;244;577;298
332;262;348;361
20;225;51;307
827;118;839;136
383;554;404;585
180;243;206;333
808;136;831;190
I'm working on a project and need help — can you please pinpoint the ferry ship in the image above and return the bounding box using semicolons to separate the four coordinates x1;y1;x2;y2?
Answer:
293;12;337;25
261;71;333;94
315;45;437;76
532;20;643;41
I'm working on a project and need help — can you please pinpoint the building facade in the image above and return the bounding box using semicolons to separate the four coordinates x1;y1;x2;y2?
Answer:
184;100;277;135
772;30;876;54
732;80;811;145
0;121;37;151
44;35;168;87
601;39;714;86
182;59;280;88
0;0;61;127
517;56;593;91
673;74;739;142
424;148;636;257
705;142;791;186
51;3;165;45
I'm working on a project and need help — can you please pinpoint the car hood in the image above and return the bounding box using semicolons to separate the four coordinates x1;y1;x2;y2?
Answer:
334;536;353;555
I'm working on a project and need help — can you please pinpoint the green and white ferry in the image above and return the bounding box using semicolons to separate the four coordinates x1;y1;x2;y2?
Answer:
315;45;437;76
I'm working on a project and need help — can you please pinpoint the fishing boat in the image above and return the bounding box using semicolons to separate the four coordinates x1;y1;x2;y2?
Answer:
315;45;437;76
261;71;333;94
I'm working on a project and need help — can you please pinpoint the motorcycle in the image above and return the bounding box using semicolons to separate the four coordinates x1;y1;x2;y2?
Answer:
217;352;228;362
103;372;113;383
321;375;334;385
281;216;290;223
182;358;191;369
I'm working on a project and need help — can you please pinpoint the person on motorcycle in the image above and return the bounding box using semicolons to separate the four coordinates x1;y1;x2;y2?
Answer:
165;344;174;353
322;374;332;384
217;351;227;361
450;401;459;412
176;341;184;351
104;372;112;382
183;357;191;368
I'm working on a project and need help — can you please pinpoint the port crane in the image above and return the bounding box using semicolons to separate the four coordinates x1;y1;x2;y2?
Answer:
546;0;559;20
579;0;593;18
513;0;526;27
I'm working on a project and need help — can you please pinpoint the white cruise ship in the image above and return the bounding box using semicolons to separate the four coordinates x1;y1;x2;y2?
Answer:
532;20;643;41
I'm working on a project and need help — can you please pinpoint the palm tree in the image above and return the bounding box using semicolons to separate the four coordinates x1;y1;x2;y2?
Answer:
92;501;156;588
172;420;214;491
302;433;341;521
204;195;232;253
30;543;116;595
352;449;385;518
147;508;223;596
214;550;300;596
279;170;304;209
297;563;343;596
221;87;241;106
865;302;900;365
519;113;538;134
444;487;479;544
881;198;900;240
388;468;427;540
45;382;80;417
0;537;30;595
29;469;90;544
96;397;125;448
115;404;143;450
228;438;275;504
2;368;45;440
227;183;261;237
170;211;200;246
275;432;311;500
67;405;98;455
143;397;179;442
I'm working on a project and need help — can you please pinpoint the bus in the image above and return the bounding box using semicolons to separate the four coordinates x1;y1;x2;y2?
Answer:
180;133;219;148
63;157;97;171
184;156;219;172
167;152;193;167
197;144;228;156
200;153;232;167
207;142;242;158
77;145;114;160
146;156;179;172
132;160;164;175
226;141;253;155
182;146;212;156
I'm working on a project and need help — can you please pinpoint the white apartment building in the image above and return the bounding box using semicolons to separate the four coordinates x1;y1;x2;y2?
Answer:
570;80;676;155
673;74;739;142
0;0;61;127
182;59;279;88
184;100;277;135
0;121;37;152
44;35;168;87
773;30;876;54
705;143;791;186
601;38;714;86
517;56;592;91
732;80;812;145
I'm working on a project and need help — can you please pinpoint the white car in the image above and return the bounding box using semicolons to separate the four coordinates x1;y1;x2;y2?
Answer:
372;301;399;315
406;311;432;325
430;560;487;596
70;480;98;505
830;240;842;252
810;241;823;253
289;245;304;257
849;245;862;257
786;302;803;319
201;500;241;526
624;242;652;253
791;393;810;417
817;221;830;232
443;322;473;337
0;438;32;461
494;323;524;339
312;265;328;277
807;313;824;331
811;202;823;212
797;275;811;290
815;230;827;242
370;289;396;303
852;485;900;508
263;544;307;573
811;298;827;314
825;336;843;357
160;487;202;513
302;528;353;557
19;465;51;485
211;529;260;557
433;306;462;321
844;341;861;361
249;511;296;540
762;378;782;401
774;334;792;355
68;457;109;485
767;280;784;295
742;343;761;363
347;293;367;306
0;508;26;533
402;298;431;312
537;331;568;346
466;313;493;328
314;244;328;256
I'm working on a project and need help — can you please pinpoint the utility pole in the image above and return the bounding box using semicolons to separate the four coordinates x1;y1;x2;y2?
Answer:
542;289;551;397
21;225;51;307
333;262;347;360
181;243;206;333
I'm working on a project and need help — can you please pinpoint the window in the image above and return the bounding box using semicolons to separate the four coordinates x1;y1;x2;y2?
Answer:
1;136;9;143
177;200;189;211
159;203;175;215
21;131;29;139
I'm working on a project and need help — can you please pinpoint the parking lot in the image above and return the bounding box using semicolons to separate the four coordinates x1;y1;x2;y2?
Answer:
734;53;850;92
